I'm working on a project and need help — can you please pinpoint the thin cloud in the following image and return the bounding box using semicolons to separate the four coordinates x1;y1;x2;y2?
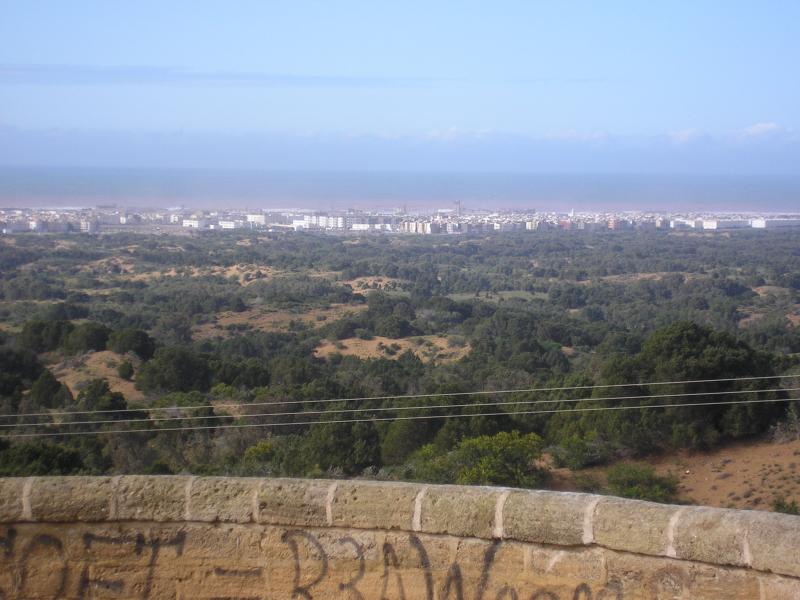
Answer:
741;122;781;137
0;64;610;89
0;64;447;88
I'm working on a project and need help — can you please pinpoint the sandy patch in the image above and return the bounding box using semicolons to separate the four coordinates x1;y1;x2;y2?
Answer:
314;335;470;364
340;276;404;294
52;350;146;403
193;303;368;340
753;285;791;297
552;437;800;512
738;309;765;328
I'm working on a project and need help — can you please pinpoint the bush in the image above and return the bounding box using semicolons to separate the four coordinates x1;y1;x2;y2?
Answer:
409;431;547;488
108;328;156;360
773;496;800;515
136;347;211;392
117;361;134;380
606;463;678;503
62;322;112;355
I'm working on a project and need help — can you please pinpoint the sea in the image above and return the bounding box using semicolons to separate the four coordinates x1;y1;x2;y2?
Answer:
0;167;798;214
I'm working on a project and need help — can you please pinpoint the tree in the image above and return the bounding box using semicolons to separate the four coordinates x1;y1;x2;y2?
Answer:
117;361;134;380
0;439;84;476
77;379;128;418
606;463;678;503
136;347;211;392
21;370;73;411
410;431;547;488
374;315;412;339
62;322;111;355
108;328;156;360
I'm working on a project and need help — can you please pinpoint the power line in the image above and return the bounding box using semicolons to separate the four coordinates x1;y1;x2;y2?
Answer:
1;374;795;420
6;386;797;429
3;396;797;439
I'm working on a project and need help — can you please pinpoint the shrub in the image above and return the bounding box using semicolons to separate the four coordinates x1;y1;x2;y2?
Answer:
409;431;547;488
606;463;678;503
117;361;134;380
773;496;800;515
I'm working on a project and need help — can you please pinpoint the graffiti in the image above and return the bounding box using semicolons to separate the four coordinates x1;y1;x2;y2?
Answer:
282;530;626;600
0;523;713;600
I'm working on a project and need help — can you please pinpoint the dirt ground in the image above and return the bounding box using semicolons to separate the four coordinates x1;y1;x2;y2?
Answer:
314;335;470;364
340;276;404;294
553;438;800;512
193;303;368;340
51;350;146;403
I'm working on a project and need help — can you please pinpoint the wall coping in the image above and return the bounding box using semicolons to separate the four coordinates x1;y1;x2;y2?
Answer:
1;476;798;579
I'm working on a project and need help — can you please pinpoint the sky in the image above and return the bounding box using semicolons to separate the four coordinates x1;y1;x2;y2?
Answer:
1;1;799;173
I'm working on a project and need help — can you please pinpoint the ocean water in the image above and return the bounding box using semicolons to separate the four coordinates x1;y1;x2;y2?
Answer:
0;167;798;213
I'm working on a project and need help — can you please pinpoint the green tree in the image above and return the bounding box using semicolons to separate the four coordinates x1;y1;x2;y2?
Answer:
117;361;134;380
606;463;678;503
136;347;211;392
108;328;156;360
22;370;73;411
62;322;112;355
410;431;547;488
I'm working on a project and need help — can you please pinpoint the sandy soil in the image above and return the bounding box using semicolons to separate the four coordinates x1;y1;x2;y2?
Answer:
340;276;404;294
193;303;368;340
52;350;146;403
314;335;470;363
752;285;791;297
553;438;800;512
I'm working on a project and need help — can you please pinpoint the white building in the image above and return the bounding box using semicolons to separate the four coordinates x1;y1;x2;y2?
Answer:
246;214;266;226
702;220;749;230
218;220;243;230
182;219;208;229
751;218;800;229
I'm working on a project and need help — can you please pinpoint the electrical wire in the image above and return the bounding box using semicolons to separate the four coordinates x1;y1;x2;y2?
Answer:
5;386;797;429
1;374;796;419
3;396;797;439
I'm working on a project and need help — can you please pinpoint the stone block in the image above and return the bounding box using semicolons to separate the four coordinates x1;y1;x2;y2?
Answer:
0;478;24;522
188;477;257;523
742;510;800;578
115;475;190;522
672;506;748;567
330;480;419;531
256;478;333;527
29;476;114;522
593;496;678;556
503;490;594;546
418;484;497;539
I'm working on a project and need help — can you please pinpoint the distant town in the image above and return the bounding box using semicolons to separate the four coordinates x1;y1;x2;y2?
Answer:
2;204;800;236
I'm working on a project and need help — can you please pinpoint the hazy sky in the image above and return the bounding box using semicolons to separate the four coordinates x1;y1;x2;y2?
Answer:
1;1;799;172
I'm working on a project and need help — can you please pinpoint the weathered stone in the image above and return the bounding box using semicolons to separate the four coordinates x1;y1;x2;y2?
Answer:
742;509;800;578
503;489;594;546
0;476;799;600
115;475;191;522
606;551;762;599
418;484;497;539
29;476;114;522
0;478;24;521
330;480;419;530
673;506;749;567
188;477;257;523
759;574;800;600
593;496;678;556
256;478;333;527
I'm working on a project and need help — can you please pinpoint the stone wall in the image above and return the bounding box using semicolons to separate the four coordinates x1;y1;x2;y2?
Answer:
0;476;799;599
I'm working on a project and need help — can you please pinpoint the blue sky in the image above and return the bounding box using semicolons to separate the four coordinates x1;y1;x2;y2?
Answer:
1;1;799;172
